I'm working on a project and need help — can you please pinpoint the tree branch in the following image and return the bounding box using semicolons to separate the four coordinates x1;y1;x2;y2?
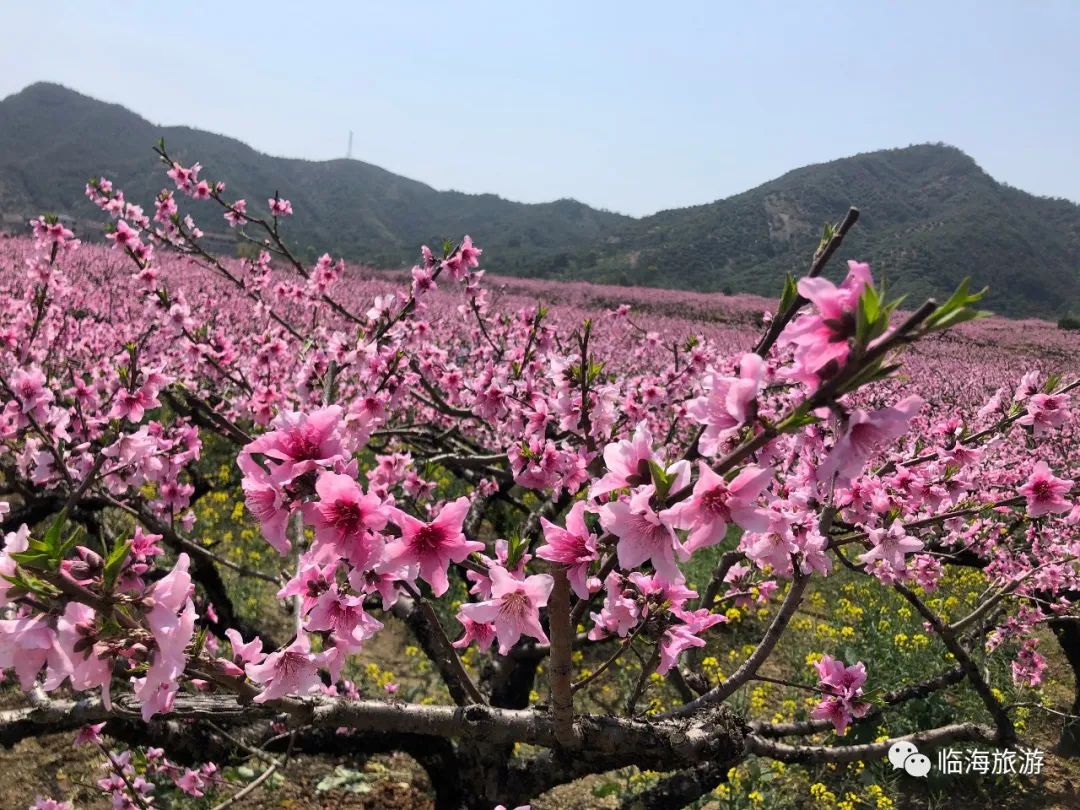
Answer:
666;571;808;718
548;567;580;747
747;722;996;764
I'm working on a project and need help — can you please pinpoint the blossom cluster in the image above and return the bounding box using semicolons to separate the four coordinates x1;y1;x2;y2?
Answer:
0;149;1077;806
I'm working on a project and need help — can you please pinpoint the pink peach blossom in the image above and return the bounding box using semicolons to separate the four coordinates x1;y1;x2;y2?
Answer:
384;497;483;596
458;566;554;654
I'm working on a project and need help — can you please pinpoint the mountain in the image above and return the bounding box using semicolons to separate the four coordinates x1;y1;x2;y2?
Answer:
0;83;1077;318
0;82;630;268
543;145;1080;318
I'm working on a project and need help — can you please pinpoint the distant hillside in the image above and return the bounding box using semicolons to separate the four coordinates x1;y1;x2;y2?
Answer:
0;83;629;268
541;145;1080;318
0;83;1077;317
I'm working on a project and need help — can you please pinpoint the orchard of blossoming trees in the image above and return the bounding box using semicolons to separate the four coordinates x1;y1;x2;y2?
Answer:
0;143;1077;810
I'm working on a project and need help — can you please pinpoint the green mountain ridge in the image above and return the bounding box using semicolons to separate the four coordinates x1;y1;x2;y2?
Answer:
0;82;629;268
1;82;1077;318
546;144;1080;318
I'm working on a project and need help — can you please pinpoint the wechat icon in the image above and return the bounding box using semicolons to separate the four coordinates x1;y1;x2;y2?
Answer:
888;741;932;777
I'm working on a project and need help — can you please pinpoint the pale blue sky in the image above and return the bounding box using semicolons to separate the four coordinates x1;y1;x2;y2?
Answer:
2;1;1078;216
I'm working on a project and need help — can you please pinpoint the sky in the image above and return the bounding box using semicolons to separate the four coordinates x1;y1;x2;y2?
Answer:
2;1;1078;217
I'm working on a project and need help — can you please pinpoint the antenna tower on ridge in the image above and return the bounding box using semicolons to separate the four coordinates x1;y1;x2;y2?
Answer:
347;130;353;159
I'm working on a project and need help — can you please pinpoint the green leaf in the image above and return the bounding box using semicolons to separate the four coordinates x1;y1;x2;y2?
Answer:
59;526;82;560
841;360;904;394
582;510;603;536
648;460;674;501
11;513;82;573
778;273;799;313
102;540;132;590
10;549;54;571
16;513;72;570
818;222;836;253
855;284;880;345
586;359;606;385
191;626;208;660
924;278;991;332
777;409;820;431
926;307;992;332
505;534;528;570
42;513;66;555
2;571;59;599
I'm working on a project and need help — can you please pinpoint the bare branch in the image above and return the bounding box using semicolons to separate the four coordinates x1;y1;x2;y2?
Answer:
666;571;808;718
747;722;996;764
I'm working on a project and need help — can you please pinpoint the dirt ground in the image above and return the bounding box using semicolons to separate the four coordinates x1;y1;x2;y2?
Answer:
0;731;435;809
